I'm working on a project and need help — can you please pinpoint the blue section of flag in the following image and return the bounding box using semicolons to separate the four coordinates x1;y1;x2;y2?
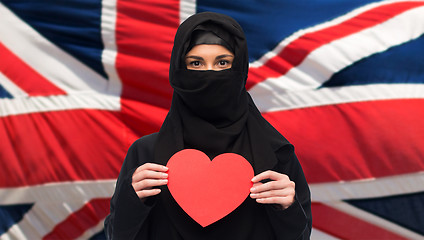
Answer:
197;0;376;62
0;85;13;99
323;34;424;88
0;204;34;235
346;192;424;235
2;0;107;79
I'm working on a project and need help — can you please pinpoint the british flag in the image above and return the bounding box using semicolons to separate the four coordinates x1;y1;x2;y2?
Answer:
1;0;424;239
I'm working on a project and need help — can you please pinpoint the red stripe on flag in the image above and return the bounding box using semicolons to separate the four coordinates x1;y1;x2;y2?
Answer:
312;203;409;239
115;0;179;110
0;103;166;187
43;198;110;239
0;42;66;96
246;1;424;89
112;0;178;169
263;99;424;183
0;109;125;187
120;99;167;146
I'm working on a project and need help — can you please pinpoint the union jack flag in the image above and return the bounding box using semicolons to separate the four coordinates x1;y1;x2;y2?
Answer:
1;0;423;239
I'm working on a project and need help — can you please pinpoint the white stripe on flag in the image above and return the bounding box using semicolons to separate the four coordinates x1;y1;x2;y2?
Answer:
0;72;28;98
0;93;121;117
251;83;424;112
311;228;341;240
1;201;85;239
180;0;197;24
0;180;116;205
0;3;111;94
310;171;424;202
101;0;122;97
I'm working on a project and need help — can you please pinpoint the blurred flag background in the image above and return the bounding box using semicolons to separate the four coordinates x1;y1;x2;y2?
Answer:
1;0;424;239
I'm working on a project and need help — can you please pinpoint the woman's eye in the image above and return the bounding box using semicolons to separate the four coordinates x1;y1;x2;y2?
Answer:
190;61;201;67
218;60;229;67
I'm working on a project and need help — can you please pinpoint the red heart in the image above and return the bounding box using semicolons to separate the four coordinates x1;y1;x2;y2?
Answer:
166;149;254;227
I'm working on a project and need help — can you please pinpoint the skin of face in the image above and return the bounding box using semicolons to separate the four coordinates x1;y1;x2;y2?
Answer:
185;44;234;71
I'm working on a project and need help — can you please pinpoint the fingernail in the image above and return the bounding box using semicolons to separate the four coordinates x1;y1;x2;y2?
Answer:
163;166;168;170
251;177;256;182
162;173;168;177
250;187;256;192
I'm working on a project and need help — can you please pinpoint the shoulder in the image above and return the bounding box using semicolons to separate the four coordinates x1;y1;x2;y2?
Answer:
130;132;159;151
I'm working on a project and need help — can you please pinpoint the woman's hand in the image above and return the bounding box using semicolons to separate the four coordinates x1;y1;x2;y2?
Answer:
250;170;295;209
132;163;168;200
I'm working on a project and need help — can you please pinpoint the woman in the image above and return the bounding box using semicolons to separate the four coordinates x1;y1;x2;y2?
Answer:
105;12;312;239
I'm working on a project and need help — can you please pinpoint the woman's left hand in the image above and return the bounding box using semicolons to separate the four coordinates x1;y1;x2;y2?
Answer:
250;170;295;210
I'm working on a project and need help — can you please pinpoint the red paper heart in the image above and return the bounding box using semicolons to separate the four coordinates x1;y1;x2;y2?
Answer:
166;149;254;227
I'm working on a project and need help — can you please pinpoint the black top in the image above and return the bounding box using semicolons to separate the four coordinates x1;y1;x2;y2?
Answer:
105;12;312;239
105;133;311;239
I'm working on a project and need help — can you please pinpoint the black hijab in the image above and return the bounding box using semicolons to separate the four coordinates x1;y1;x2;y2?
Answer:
154;11;290;169
153;11;293;237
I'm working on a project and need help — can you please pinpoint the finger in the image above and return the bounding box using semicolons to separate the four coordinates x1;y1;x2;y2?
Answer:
133;170;168;182
133;178;168;191
251;180;295;193
255;196;294;209
251;170;288;183
133;179;168;192
250;189;286;199
135;188;161;199
135;163;168;174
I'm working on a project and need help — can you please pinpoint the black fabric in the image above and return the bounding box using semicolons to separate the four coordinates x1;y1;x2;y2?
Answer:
172;69;247;130
105;12;312;240
105;134;312;240
187;30;234;53
157;11;285;172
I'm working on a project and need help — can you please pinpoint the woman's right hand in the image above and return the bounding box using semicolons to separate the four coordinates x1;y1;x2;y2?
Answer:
132;163;168;200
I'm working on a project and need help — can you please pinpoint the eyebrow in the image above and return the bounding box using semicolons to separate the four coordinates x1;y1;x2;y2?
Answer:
185;56;203;60
185;54;234;60
216;54;234;59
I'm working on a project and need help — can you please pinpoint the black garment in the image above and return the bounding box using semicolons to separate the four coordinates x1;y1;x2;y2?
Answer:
105;12;312;239
105;134;311;240
187;29;234;53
